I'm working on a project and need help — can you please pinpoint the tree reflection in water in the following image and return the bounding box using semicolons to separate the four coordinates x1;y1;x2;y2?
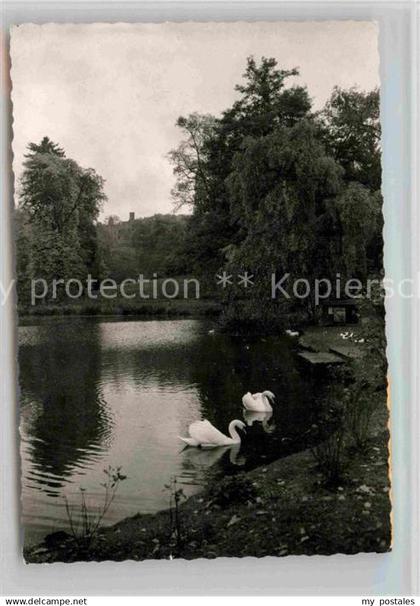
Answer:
19;318;325;545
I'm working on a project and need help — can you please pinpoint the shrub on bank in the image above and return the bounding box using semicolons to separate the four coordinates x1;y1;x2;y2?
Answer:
207;473;257;508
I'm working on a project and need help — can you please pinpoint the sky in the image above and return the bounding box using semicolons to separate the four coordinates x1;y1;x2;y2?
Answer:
11;21;379;220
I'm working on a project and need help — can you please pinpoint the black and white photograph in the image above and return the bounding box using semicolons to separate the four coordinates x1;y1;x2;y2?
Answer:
10;21;391;563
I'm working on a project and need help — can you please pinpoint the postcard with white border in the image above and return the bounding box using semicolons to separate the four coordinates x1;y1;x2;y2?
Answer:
11;21;391;563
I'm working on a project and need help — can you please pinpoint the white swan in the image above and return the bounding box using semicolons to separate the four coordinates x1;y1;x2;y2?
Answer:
243;409;276;434
179;419;246;448
242;390;276;412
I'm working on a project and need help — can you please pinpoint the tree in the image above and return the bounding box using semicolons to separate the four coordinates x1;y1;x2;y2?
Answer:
131;214;189;276
232;56;311;131
167;59;384;330
169;56;312;277
15;208;32;304
18;138;106;296
168;114;216;210
319;87;383;274
334;182;380;281
25;136;65;158
321;87;381;191
96;214;190;281
20;152;105;235
104;215;121;226
225;120;343;325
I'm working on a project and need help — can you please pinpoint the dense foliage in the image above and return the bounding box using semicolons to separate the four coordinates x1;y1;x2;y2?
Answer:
16;58;383;326
16;139;188;301
98;214;189;281
16;137;106;302
169;56;383;329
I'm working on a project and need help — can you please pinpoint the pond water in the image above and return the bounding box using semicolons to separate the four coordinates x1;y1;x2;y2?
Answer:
19;317;321;546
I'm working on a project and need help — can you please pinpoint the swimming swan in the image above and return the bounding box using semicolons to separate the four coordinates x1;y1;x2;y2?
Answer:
179;419;246;448
242;390;276;412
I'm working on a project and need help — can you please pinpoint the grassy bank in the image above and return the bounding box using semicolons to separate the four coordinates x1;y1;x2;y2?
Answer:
18;275;222;318
24;318;391;562
24;403;390;563
18;297;221;319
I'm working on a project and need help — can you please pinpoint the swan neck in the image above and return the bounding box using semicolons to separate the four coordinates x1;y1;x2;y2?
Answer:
228;421;241;442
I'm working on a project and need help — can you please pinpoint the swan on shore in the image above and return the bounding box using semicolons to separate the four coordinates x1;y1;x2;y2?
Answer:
242;390;276;412
179;419;246;448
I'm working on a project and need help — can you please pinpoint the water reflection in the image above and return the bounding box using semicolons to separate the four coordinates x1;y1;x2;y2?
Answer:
181;443;243;470
243;410;276;434
19;318;320;545
19;321;112;493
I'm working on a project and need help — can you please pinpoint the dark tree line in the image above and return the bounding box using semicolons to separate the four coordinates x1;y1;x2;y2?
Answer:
168;56;383;328
15;139;188;303
16;137;106;302
98;213;189;282
16;57;382;324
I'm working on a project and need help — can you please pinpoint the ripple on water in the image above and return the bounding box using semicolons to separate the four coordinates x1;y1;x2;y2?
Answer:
19;317;321;545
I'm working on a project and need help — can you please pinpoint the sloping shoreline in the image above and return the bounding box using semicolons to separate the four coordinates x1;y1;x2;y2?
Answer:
24;322;391;563
24;409;391;563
